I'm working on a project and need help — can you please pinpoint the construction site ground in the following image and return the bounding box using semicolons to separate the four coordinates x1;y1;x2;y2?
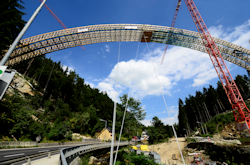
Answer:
148;138;187;165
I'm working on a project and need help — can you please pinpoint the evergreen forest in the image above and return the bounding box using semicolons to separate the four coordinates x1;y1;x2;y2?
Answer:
0;55;149;142
177;74;250;136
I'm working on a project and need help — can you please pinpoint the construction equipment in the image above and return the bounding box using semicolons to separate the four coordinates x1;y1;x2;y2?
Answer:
188;153;205;165
182;0;250;130
161;0;182;65
162;0;250;130
131;144;149;152
39;0;85;50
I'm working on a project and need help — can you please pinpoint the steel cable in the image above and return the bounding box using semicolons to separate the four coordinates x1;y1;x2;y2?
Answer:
113;42;141;165
109;42;120;165
143;34;186;165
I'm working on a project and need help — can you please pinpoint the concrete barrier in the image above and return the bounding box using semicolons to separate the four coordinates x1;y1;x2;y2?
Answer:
82;139;101;142
0;141;38;147
38;142;86;147
0;141;99;148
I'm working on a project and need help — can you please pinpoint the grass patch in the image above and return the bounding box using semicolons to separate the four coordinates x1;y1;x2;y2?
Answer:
200;134;213;138
186;137;196;143
115;150;160;165
205;112;235;135
80;153;91;165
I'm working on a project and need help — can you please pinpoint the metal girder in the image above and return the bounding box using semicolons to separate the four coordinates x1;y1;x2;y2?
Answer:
2;24;250;70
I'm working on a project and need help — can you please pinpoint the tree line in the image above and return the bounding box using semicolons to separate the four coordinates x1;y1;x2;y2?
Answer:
177;74;250;136
0;55;148;142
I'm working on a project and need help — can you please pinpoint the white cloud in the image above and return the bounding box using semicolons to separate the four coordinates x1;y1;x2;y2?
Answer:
105;45;110;52
168;105;178;114
61;65;74;75
160;105;179;125
161;116;178;125
85;81;95;88
98;45;217;100
141;105;179;126
97;81;122;102
210;20;250;49
156;111;166;115
97;20;250;105
93;78;103;82
141;119;151;126
173;89;180;93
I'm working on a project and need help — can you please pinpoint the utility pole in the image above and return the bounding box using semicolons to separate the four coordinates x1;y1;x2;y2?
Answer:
0;0;47;66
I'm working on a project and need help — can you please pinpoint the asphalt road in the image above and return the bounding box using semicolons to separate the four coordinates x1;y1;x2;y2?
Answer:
0;144;82;162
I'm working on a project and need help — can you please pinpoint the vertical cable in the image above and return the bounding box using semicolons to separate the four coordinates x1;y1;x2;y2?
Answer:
109;42;121;165
144;35;186;165
113;42;140;165
39;62;55;107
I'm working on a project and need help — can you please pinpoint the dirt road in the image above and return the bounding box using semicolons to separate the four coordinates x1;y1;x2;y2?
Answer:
148;138;187;165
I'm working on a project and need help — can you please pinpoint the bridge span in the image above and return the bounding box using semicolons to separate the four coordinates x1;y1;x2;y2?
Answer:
2;24;250;71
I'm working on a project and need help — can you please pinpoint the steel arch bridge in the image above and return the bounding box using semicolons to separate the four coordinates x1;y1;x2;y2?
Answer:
3;24;250;70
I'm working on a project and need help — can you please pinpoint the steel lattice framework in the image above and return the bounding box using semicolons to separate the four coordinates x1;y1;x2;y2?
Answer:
184;0;250;128
2;24;250;70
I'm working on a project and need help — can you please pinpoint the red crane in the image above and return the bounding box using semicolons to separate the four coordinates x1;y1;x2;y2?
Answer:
183;0;250;129
39;0;85;50
161;0;182;65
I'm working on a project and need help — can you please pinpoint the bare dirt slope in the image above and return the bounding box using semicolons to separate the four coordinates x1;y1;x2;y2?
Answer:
148;138;187;165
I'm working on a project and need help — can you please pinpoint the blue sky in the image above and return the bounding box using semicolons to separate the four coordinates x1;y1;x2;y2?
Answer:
20;0;250;126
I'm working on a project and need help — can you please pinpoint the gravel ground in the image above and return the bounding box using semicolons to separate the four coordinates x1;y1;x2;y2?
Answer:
148;138;187;165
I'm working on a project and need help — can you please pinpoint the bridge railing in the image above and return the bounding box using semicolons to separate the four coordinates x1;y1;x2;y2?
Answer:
58;141;131;165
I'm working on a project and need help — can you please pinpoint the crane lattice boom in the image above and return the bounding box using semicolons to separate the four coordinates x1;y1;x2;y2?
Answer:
161;0;182;65
39;0;85;50
184;0;250;129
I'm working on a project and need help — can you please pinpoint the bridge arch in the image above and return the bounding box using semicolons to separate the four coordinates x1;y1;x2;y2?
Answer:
3;24;250;70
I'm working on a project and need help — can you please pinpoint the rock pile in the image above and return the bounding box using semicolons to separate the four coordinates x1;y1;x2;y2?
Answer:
220;122;241;139
7;72;35;96
88;153;110;165
72;133;93;140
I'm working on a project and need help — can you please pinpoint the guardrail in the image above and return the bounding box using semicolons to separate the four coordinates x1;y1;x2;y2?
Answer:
0;149;60;165
58;141;131;165
38;141;90;147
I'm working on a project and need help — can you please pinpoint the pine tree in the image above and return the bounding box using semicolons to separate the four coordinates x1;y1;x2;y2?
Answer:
0;0;26;54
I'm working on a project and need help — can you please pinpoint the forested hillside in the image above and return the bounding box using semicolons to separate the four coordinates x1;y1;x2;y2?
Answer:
0;56;146;142
178;74;250;136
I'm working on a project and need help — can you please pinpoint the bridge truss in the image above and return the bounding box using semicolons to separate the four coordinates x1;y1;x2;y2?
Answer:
2;24;250;71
